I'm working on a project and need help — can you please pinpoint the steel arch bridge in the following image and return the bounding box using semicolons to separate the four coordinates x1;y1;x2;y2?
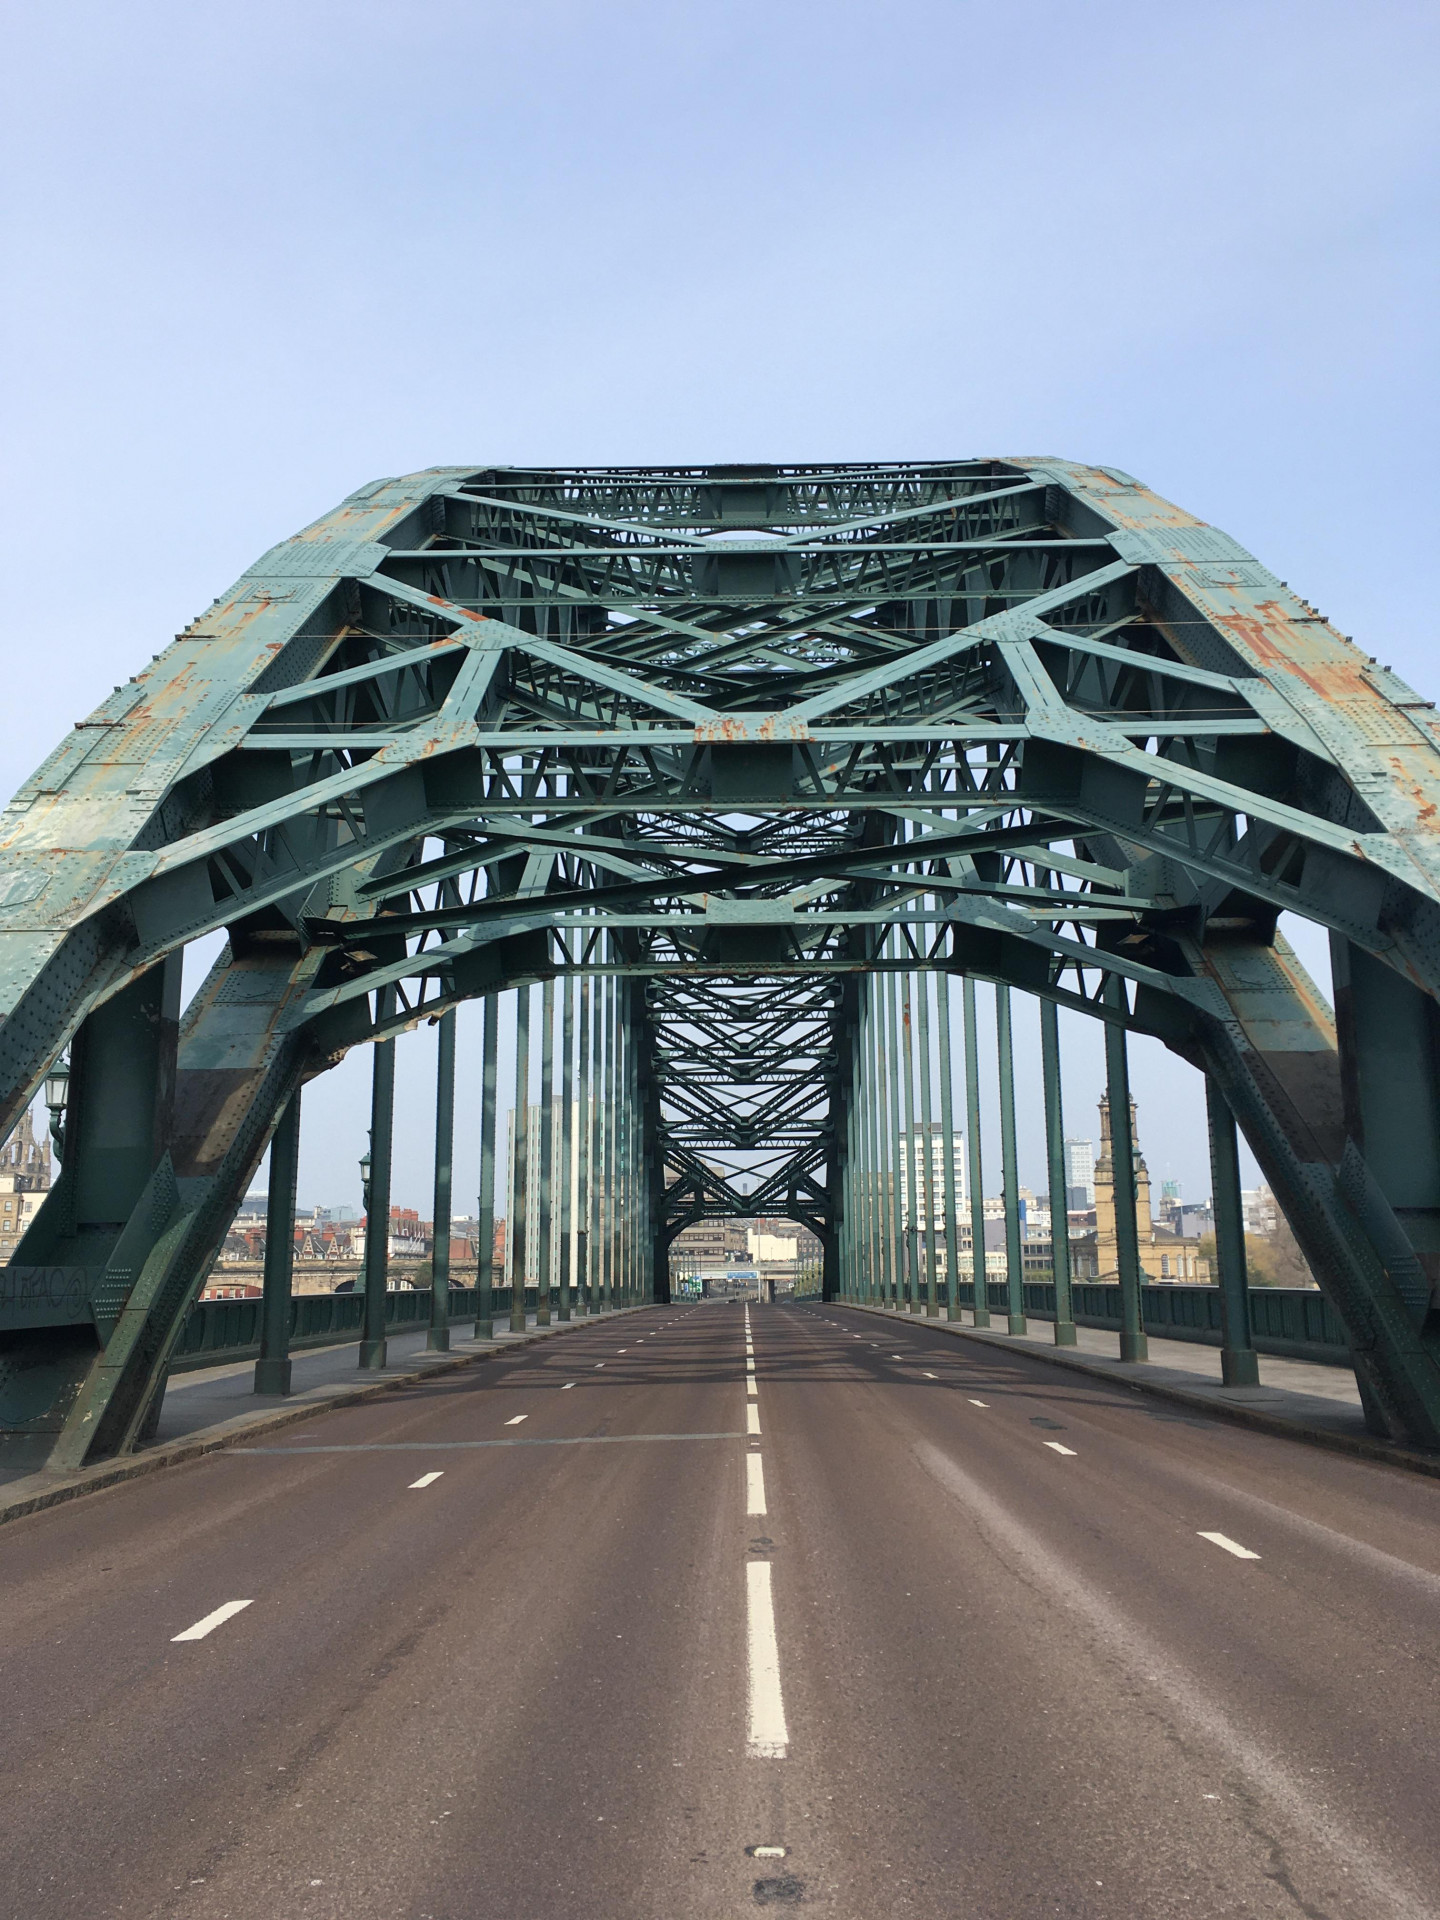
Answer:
3;457;1440;1469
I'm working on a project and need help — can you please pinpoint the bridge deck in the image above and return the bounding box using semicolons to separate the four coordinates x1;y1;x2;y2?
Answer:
1;1301;1435;1919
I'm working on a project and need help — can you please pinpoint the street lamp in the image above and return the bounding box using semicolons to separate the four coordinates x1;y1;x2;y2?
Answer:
359;1144;372;1214
43;1057;69;1160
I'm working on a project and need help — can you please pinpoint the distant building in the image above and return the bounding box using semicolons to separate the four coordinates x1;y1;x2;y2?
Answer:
897;1125;967;1227
0;1108;50;1261
1071;1094;1210;1283
1241;1186;1279;1237
1063;1136;1095;1209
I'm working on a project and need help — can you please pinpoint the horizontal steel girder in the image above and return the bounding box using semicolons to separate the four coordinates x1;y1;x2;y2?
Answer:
4;458;1440;1458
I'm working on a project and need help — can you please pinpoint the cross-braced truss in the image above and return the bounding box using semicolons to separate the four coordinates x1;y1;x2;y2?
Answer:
5;458;1440;1465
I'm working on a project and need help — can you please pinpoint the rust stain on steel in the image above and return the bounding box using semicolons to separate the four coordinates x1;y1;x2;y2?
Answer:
692;715;811;743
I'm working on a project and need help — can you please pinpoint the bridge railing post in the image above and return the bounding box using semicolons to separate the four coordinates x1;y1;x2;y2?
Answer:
1040;998;1077;1347
1103;976;1148;1363
962;978;990;1326
360;986;396;1371
937;975;961;1321
559;974;575;1321
996;986;1027;1336
537;979;554;1327
917;971;939;1316
255;1086;300;1395
474;992;498;1341
427;1007;455;1354
1206;1075;1260;1386
576;974;592;1314
509;985;532;1334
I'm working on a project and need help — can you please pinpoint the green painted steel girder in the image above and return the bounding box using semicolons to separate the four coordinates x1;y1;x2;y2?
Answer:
3;458;1440;1462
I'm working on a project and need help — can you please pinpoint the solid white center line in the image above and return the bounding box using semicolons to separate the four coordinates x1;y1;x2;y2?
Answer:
746;1453;768;1516
409;1471;444;1489
171;1600;253;1643
1043;1440;1077;1456
747;1403;761;1435
1199;1531;1261;1560
746;1561;789;1759
968;1399;989;1407
561;1382;575;1390
505;1414;529;1426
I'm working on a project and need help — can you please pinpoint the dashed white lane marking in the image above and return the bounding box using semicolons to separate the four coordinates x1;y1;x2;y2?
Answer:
747;1403;762;1435
923;1371;938;1379
747;1453;768;1516
594;1363;605;1368
748;1381;758;1399
505;1415;529;1426
745;1560;789;1759
617;1347;628;1352
409;1471;444;1489
746;1359;755;1375
1043;1441;1077;1456
561;1382;575;1390
172;1600;253;1642
1199;1531;1261;1560
968;1399;989;1407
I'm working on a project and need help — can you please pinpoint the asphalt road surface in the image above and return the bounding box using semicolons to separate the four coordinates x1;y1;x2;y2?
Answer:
3;1299;1439;1920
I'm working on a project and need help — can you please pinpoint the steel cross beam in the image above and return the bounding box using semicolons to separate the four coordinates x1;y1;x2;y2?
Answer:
4;457;1440;1462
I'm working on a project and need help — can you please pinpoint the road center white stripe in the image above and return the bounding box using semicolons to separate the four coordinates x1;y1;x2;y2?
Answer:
409;1471;444;1489
745;1560;789;1759
747;1403;761;1435
505;1414;529;1426
746;1454;768;1516
1044;1441;1077;1456
171;1600;252;1642
561;1382;575;1390
1199;1531;1261;1560
968;1399;989;1407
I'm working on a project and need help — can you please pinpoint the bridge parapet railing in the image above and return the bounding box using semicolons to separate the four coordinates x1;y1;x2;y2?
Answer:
947;1282;1349;1366
170;1285;545;1372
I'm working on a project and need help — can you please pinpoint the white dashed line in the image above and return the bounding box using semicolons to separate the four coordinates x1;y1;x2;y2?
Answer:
745;1561;789;1759
1199;1531;1261;1560
923;1372;938;1379
409;1471;444;1489
505;1415;529;1426
561;1382;575;1390
594;1363;605;1369
747;1454;768;1516
171;1600;252;1642
968;1399;989;1407
748;1381;758;1399
1043;1441;1077;1456
747;1404;761;1435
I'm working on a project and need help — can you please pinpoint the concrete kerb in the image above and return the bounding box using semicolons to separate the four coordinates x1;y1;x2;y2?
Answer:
0;1306;651;1530
840;1302;1440;1484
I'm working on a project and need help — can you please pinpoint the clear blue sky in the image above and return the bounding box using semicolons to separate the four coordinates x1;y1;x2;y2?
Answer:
3;1;1437;1214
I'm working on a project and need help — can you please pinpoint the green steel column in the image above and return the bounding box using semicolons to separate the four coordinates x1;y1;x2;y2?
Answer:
510;985;532;1334
1104;977;1148;1363
996;986;1027;1336
1039;998;1077;1346
360;987;397;1371
881;973;900;1309
598;973;613;1312
901;975;922;1313
1206;1074;1260;1386
255;1087;300;1395
559;974;575;1321
962;978;990;1327
428;1007;456;1353
937;976;961;1322
475;992;498;1341
916;971;938;1316
576;974;592;1314
536;978;554;1327
884;969;906;1309
875;990;898;1305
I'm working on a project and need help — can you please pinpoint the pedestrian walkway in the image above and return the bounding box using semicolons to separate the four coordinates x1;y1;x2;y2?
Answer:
846;1304;1440;1475
0;1309;634;1521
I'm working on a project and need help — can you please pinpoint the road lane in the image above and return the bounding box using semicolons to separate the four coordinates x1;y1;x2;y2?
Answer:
1;1297;1437;1919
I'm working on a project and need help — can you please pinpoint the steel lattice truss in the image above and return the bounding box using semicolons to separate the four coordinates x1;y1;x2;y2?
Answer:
4;458;1440;1466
